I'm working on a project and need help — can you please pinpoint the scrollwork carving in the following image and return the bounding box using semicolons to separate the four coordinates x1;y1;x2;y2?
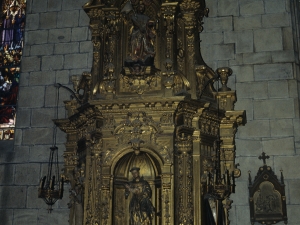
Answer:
64;152;79;168
113;111;162;149
120;68;161;94
176;151;193;224
160;113;173;125
86;8;105;20
180;0;200;13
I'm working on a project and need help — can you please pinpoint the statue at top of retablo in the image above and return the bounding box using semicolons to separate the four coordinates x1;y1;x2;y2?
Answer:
122;1;156;67
125;167;155;225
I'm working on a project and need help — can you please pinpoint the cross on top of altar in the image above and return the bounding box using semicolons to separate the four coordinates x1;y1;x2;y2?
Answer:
258;152;270;165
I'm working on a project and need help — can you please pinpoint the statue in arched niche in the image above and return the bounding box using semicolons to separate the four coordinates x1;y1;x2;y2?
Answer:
123;1;156;67
125;167;155;225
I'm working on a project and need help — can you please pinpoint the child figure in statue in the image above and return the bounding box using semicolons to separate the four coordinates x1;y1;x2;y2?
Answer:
125;167;155;225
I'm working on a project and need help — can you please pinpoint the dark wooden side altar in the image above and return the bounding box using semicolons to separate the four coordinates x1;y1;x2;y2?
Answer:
55;0;246;224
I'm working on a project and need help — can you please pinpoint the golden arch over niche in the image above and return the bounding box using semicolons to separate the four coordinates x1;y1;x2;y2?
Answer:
113;151;162;225
110;147;165;172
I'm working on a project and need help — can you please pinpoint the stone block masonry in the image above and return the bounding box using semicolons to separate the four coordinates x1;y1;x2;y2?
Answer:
0;0;91;224
0;0;299;225
202;0;300;224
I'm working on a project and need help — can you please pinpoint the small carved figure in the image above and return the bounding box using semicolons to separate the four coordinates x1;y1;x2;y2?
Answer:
68;166;85;225
195;67;205;93
149;127;156;143
125;167;155;225
69;185;83;225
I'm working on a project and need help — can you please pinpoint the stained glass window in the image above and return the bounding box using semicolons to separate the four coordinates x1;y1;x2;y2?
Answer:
0;0;26;140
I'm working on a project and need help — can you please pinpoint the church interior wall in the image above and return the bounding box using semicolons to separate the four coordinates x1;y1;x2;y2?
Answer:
200;0;300;224
0;0;299;224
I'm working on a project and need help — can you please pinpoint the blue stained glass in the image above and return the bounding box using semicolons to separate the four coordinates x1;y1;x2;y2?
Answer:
0;0;26;140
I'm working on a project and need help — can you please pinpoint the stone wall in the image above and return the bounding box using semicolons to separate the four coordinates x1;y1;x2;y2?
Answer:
0;0;299;224
201;0;300;224
0;0;92;224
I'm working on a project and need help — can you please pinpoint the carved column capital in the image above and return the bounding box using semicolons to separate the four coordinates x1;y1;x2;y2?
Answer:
175;137;193;154
161;2;178;34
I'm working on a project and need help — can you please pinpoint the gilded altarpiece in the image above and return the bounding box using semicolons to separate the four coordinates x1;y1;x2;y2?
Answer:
55;0;246;224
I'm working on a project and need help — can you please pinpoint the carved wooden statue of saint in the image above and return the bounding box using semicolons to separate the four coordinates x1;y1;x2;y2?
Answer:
125;167;155;225
124;2;156;67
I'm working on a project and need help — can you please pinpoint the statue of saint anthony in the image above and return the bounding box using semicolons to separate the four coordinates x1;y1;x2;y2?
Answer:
125;167;155;225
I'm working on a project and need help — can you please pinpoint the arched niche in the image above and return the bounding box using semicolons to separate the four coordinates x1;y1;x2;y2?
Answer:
113;150;162;225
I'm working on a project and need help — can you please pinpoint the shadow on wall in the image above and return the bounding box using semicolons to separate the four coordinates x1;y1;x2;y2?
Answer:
0;140;15;222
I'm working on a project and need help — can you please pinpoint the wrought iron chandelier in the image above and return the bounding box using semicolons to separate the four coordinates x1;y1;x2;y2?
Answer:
199;68;235;199
205;137;235;198
38;86;64;213
200;68;236;224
